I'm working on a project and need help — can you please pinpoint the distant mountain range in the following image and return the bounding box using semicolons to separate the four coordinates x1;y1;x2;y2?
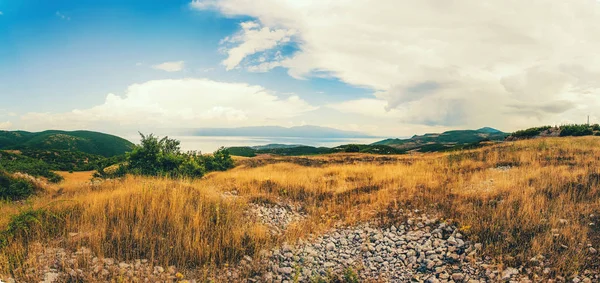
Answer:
184;125;376;138
373;127;508;152
226;127;508;156
0;130;134;157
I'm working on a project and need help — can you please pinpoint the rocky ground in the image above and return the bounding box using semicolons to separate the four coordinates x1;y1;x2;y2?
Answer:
222;212;599;283
4;203;599;283
6;245;186;282
246;202;306;236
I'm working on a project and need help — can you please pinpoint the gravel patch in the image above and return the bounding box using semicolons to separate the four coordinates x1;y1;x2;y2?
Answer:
247;202;306;235
7;245;186;282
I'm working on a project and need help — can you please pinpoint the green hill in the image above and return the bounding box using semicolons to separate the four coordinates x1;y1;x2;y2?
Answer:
373;127;508;152
0;130;134;157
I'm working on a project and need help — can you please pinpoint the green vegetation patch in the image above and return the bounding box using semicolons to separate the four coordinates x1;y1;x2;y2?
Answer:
0;171;42;201
98;133;235;179
0;130;134;157
559;124;595;137
0;151;63;183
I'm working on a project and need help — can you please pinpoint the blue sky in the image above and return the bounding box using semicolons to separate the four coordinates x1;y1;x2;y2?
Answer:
2;0;600;136
0;1;368;112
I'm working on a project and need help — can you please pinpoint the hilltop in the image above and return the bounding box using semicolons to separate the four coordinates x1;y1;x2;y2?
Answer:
373;127;508;152
0;130;134;157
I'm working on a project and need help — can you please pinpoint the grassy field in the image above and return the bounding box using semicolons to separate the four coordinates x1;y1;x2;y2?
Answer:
1;137;599;280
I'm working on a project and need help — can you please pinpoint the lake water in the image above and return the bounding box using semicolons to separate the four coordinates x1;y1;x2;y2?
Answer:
125;136;382;153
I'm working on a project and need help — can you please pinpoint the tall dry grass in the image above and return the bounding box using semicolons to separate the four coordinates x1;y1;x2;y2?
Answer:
1;137;599;278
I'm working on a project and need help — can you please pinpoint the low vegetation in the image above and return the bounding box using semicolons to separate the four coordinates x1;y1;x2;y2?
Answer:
0;171;42;201
0;151;63;183
97;133;234;179
0;137;598;280
510;126;553;138
510;124;600;139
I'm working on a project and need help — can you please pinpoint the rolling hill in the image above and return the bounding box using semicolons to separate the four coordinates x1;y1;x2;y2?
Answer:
0;130;134;157
373;127;508;152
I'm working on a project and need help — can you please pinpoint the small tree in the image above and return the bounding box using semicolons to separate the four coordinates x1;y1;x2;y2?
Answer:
202;147;235;172
123;134;234;179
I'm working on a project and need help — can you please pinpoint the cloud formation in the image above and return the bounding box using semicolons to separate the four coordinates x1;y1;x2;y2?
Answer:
16;78;316;132
193;0;600;131
220;21;294;70
152;61;185;72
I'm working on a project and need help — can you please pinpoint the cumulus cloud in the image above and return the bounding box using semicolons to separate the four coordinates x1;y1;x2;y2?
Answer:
192;0;600;131
17;78;317;132
152;61;185;72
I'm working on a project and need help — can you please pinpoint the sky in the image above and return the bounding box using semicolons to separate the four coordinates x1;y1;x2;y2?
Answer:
2;0;600;137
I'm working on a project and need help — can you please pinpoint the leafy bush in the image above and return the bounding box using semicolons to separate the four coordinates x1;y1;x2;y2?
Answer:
512;126;552;138
559;124;594;137
0;171;39;201
202;147;235;172
121;133;235;179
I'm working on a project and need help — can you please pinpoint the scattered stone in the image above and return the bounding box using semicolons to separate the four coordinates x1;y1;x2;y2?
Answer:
246;202;306;235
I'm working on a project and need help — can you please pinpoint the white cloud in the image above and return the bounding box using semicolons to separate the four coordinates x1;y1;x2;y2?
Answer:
192;0;600;132
152;61;185;72
0;121;12;130
17;78;317;132
55;11;70;20
220;21;294;70
328;99;401;119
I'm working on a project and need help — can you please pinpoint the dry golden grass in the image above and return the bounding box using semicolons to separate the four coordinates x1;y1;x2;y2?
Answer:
1;137;599;278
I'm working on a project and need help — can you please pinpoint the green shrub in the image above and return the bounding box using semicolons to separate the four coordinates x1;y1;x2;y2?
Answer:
121;133;235;179
511;126;552;138
559;124;593;137
0;171;39;201
202;147;235;172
